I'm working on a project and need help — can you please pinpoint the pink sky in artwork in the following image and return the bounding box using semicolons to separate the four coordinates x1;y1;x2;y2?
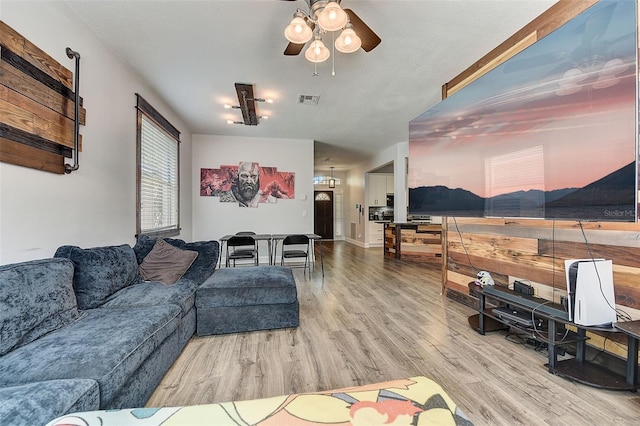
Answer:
408;0;637;200
409;78;636;198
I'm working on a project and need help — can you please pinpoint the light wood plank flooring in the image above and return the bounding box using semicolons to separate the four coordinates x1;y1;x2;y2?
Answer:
147;241;640;425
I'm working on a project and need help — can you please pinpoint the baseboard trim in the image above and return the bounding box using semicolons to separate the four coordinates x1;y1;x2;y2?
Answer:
445;288;474;308
345;238;366;248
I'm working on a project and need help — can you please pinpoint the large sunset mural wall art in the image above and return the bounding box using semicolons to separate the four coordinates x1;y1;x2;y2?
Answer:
408;0;637;222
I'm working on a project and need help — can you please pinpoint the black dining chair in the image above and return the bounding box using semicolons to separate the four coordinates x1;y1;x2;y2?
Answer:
233;231;259;260
226;235;258;267
280;234;311;274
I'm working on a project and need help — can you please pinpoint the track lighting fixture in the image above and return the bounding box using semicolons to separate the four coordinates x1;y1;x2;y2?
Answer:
225;83;272;126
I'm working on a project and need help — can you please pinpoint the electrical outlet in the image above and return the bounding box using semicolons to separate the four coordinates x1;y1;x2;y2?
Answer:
560;296;568;308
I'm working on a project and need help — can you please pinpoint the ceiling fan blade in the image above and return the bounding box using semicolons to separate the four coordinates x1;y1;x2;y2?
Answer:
344;8;381;52
284;42;305;56
581;2;615;43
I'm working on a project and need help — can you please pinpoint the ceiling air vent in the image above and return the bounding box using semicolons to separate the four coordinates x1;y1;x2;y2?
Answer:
298;94;320;105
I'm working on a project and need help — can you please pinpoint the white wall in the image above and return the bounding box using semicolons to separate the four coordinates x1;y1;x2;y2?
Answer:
0;1;192;264
192;135;314;260
344;163;367;246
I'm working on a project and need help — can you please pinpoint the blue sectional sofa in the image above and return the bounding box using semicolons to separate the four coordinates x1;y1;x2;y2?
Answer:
0;236;219;426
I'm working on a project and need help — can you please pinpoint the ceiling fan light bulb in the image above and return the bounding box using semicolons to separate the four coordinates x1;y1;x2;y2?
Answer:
305;39;330;63
335;28;361;53
285;16;313;44
317;1;348;32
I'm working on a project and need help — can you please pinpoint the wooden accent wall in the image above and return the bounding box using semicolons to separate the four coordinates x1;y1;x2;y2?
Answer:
0;21;86;174
439;0;640;359
445;218;640;358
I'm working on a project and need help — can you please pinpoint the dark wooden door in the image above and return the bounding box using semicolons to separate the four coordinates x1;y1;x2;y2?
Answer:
314;191;334;239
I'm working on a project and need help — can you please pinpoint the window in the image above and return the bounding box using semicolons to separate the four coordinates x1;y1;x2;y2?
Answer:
136;94;180;237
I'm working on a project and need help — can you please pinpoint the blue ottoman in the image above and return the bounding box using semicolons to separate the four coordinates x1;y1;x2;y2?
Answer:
196;266;299;335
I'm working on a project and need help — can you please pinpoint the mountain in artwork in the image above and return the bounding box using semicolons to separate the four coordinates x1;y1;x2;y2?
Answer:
409;162;636;221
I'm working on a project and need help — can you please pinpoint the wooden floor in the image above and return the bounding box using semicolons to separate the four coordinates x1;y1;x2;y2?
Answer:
147;241;640;425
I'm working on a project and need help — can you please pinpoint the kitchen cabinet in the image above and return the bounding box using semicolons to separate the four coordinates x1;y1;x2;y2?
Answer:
386;175;394;194
368;222;384;246
368;174;393;207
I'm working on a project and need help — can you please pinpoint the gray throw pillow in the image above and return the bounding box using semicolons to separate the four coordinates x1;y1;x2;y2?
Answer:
138;239;198;285
0;258;81;355
54;244;139;310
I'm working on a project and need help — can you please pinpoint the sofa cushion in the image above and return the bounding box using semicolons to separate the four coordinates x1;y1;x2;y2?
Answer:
0;379;99;426
196;266;297;307
133;236;219;285
0;304;181;407
101;279;198;317
138;239;198;285
0;258;81;356
55;244;139;309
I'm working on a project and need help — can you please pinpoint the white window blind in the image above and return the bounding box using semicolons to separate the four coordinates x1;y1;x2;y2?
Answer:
136;94;180;237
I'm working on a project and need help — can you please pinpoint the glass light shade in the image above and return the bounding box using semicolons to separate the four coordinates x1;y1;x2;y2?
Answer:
560;68;587;86
285;16;313;44
592;76;619;90
329;178;336;188
335;28;361;53
599;58;626;77
305;39;330;63
317;1;348;32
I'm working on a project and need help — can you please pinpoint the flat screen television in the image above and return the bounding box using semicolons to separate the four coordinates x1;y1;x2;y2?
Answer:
408;0;637;222
564;259;616;327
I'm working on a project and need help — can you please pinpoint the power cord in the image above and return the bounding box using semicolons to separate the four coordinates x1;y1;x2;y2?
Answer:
531;300;570;344
452;216;477;272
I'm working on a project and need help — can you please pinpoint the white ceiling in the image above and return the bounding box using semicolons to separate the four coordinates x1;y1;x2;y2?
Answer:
64;0;557;171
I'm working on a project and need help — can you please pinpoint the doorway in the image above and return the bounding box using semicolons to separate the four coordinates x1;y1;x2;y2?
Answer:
314;191;334;239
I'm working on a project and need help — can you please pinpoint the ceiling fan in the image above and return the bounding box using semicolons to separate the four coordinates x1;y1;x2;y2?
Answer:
282;0;381;62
